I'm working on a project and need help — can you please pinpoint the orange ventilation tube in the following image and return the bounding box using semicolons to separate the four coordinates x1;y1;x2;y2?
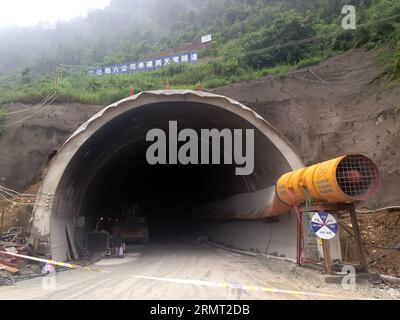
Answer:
275;154;380;206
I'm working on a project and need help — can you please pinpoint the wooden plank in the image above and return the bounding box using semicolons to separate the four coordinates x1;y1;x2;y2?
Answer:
349;205;369;272
322;239;332;274
65;224;79;260
0;261;20;269
296;216;301;265
0;252;11;259
66;247;71;261
298;203;351;212
0;263;19;274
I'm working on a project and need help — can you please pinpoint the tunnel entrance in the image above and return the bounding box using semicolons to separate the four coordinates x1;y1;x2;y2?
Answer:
30;90;304;261
73;101;290;239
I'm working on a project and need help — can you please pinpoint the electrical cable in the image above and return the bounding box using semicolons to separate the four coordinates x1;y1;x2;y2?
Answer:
4;91;61;128
220;13;400;61
0;184;53;202
6;91;59;115
0;184;54;209
0;194;37;206
0;185;51;198
356;206;400;213
60;13;400;77
308;67;345;91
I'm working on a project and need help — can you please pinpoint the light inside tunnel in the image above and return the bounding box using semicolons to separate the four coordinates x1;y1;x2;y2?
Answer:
54;101;292;242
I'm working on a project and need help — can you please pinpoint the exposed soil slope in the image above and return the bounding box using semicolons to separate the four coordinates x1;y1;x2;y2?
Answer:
339;209;400;277
0;103;102;191
210;48;400;208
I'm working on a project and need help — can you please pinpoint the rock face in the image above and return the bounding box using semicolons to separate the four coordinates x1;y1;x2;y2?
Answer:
210;49;400;208
0;103;103;191
0;48;399;207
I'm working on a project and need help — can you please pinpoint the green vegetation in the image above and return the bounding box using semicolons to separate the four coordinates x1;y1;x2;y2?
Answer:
0;107;6;133
0;60;307;106
0;0;399;106
391;50;400;79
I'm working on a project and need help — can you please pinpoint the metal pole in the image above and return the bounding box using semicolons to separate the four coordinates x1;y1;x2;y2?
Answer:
296;210;304;266
296;211;302;265
349;204;368;272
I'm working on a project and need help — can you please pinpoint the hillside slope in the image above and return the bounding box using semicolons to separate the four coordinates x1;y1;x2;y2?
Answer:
0;48;398;208
211;48;400;208
0;103;102;191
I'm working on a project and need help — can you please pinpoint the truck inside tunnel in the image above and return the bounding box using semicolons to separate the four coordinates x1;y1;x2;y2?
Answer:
30;91;306;261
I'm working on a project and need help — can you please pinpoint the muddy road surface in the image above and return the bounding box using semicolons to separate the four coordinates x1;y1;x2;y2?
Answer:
0;240;398;300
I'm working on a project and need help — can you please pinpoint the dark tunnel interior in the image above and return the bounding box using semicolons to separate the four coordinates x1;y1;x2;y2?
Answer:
55;101;292;243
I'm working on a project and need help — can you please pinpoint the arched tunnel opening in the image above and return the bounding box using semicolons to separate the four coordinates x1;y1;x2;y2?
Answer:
60;101;292;241
31;91;305;261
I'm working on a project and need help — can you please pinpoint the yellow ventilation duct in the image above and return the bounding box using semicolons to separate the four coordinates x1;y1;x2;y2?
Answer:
276;154;380;205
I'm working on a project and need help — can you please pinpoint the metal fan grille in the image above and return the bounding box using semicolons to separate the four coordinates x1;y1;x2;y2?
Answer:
336;155;378;199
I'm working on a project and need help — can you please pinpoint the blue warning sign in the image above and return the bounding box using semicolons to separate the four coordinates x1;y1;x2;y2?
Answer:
310;211;338;240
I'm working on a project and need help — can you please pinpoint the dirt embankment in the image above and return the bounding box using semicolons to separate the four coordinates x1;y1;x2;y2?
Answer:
210;48;400;209
212;49;400;277
0;182;41;232
0;103;103;192
339;210;400;277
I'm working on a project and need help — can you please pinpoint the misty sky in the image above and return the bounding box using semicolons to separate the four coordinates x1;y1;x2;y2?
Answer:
0;0;111;27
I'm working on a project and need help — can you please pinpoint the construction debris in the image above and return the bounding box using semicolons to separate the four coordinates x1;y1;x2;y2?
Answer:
339;209;400;278
0;227;29;246
0;244;30;274
0;183;35;281
0;263;19;274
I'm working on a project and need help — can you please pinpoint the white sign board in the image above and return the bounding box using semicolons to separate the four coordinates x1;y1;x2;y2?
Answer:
310;211;338;240
90;52;198;76
201;34;212;43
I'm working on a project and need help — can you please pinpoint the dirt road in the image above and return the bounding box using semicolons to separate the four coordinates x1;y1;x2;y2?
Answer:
0;240;398;300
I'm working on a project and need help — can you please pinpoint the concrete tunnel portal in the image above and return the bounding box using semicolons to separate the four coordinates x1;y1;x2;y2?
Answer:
30;90;305;261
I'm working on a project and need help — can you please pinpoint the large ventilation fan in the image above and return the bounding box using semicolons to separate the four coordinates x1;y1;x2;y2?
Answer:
336;154;380;200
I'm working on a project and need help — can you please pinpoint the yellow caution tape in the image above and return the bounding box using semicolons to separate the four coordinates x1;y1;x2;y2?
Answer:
0;251;107;273
133;275;346;299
